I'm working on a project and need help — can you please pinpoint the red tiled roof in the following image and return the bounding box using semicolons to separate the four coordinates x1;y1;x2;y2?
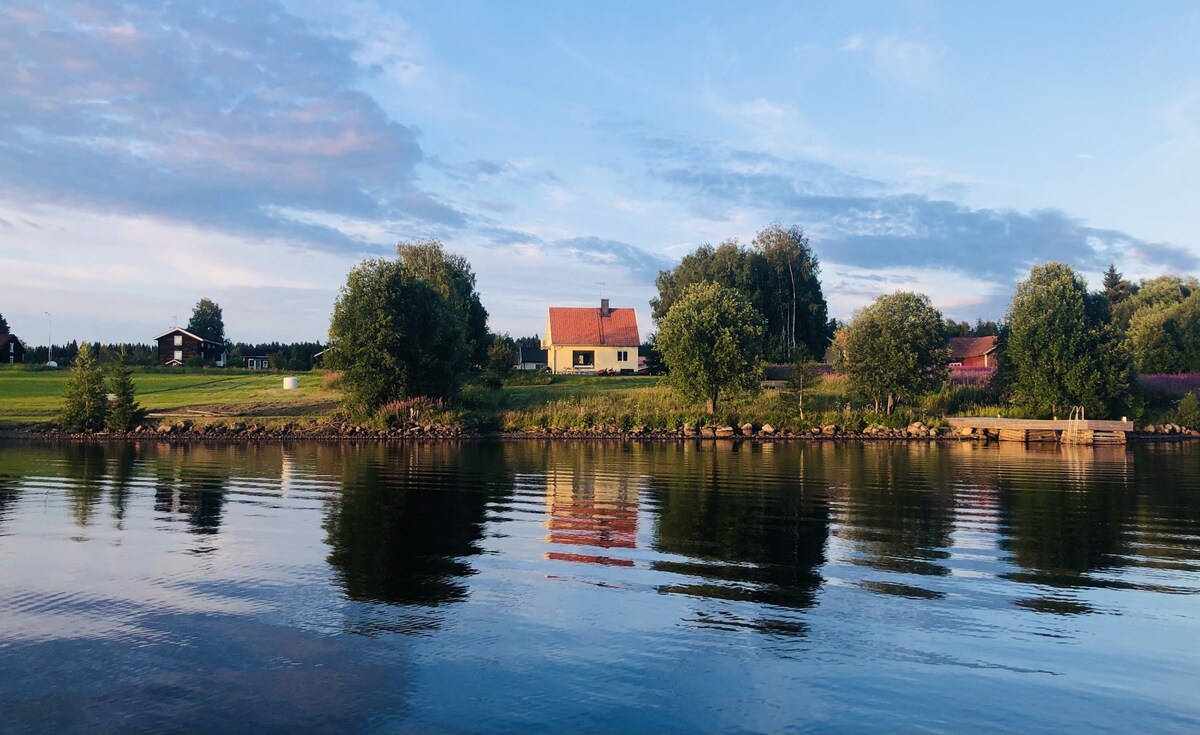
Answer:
950;336;997;360
547;307;639;347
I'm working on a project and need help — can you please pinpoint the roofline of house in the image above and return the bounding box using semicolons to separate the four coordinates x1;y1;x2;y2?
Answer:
154;327;221;345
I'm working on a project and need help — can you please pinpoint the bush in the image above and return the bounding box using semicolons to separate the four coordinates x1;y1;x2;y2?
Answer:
1174;392;1200;429
503;372;553;387
1139;373;1200;408
374;396;457;429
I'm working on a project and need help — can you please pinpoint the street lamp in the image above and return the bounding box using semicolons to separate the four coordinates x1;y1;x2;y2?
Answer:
44;311;53;367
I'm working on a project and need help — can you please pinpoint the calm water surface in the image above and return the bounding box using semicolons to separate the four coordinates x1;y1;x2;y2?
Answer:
1;439;1198;733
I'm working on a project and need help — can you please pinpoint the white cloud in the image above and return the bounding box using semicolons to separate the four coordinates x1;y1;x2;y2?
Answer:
0;203;352;344
871;35;946;91
841;33;865;52
827;264;1004;320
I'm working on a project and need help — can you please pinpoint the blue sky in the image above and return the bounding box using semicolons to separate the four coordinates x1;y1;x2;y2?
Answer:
2;0;1198;344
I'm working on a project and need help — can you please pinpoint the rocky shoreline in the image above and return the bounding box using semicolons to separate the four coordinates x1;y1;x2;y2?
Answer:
3;418;1197;443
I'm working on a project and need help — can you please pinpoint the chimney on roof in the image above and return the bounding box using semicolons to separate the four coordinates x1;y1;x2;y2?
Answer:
600;298;610;317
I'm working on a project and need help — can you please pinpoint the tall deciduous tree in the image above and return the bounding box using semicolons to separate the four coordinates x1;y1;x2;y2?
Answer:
187;298;226;345
843;292;951;414
1111;275;1195;328
1002;262;1134;418
59;342;108;432
397;239;490;366
656;282;765;414
328;258;468;418
1126;290;1200;373
751;224;829;361
652;224;828;361
106;345;145;431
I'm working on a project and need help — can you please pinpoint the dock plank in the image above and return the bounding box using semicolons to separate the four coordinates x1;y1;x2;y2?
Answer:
946;417;1133;431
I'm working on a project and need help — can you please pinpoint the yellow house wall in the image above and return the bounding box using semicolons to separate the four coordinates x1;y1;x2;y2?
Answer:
545;344;636;374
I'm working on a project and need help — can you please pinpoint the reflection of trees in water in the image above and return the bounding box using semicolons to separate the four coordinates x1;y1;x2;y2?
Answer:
0;477;17;532
152;444;229;544
646;442;832;619
996;445;1138;615
834;443;956;585
65;444;108;529
106;443;137;528
1129;443;1200;572
323;443;514;632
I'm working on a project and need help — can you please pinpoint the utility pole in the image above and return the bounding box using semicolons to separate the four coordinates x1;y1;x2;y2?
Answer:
44;311;52;365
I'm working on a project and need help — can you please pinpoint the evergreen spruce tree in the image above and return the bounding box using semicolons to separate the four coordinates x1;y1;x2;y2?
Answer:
1102;264;1135;306
60;342;108;432
0;311;9;334
106;345;145;431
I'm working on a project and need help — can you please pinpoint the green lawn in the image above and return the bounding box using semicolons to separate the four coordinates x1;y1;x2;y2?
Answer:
1;366;987;434
0;368;337;428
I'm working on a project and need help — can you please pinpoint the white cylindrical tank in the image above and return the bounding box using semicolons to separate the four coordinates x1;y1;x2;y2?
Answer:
283;376;300;390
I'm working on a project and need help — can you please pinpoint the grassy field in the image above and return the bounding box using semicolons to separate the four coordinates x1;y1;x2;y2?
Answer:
0;366;1038;433
491;372;870;432
500;374;664;408
0;367;338;428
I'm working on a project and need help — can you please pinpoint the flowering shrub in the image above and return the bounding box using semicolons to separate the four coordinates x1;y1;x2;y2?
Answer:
1139;373;1200;406
322;371;343;389
948;366;996;386
375;396;450;428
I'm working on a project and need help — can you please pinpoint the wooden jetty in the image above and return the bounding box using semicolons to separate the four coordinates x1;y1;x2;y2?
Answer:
946;417;1133;445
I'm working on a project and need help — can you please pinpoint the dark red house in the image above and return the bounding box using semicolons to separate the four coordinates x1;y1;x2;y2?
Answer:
1;333;24;365
949;336;998;368
155;328;227;366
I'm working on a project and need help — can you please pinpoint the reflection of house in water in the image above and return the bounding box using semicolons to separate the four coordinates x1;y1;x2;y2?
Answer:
153;448;227;542
543;468;638;567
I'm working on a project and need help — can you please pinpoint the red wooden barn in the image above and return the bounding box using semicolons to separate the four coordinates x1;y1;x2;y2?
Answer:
949;336;998;368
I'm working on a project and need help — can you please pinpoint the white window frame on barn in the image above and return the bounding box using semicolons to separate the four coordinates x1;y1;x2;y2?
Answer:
174;335;183;346
174;350;183;362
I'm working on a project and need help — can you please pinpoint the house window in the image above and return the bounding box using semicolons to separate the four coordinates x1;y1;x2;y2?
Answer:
617;350;629;362
174;335;183;346
572;350;594;367
174;350;183;362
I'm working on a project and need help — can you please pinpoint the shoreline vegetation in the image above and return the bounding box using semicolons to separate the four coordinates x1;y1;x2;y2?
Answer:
2;367;1197;443
6;234;1200;440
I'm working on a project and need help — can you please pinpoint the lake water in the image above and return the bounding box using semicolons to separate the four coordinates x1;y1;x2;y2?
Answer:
1;439;1198;734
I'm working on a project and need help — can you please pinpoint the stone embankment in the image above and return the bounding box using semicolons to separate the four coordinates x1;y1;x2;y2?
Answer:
11;419;1196;442
1139;423;1199;437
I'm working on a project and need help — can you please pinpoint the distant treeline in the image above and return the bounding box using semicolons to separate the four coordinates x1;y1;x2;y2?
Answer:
25;342;156;367
22;341;326;370
229;342;326;370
